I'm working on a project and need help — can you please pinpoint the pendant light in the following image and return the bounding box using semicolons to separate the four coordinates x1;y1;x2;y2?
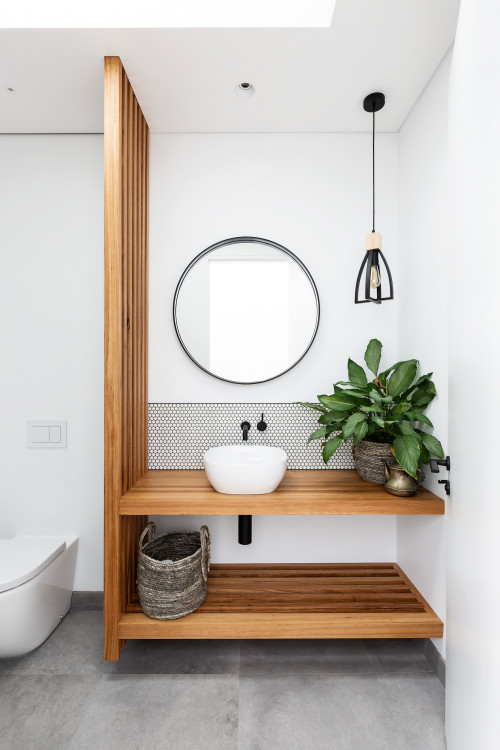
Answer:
355;92;394;304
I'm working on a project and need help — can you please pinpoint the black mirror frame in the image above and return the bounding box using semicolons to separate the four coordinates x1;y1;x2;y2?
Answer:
173;236;320;385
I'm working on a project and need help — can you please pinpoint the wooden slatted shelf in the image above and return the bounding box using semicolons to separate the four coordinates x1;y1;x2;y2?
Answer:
120;563;443;639
119;469;445;516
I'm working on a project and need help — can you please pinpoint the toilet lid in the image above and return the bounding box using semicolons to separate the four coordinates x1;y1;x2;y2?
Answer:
0;537;66;593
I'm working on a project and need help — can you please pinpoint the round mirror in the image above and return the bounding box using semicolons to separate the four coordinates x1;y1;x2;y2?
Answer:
173;237;320;384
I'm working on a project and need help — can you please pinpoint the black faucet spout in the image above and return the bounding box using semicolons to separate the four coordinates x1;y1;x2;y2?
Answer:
240;421;251;441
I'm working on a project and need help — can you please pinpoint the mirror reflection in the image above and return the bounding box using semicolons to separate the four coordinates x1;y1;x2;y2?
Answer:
173;237;320;384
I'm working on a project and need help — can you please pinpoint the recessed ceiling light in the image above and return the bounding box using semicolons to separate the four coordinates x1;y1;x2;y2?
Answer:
235;82;255;98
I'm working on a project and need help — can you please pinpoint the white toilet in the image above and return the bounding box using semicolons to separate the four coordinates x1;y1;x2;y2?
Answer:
0;535;78;658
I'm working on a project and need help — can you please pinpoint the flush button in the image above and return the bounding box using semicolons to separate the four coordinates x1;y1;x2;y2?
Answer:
31;426;50;443
27;421;67;448
49;426;61;443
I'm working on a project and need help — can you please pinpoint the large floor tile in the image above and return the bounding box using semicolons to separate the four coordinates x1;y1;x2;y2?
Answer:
69;674;238;750
238;673;406;750
240;639;373;675
377;672;446;750
0;611;113;675
0;674;100;750
364;638;432;673
112;638;240;674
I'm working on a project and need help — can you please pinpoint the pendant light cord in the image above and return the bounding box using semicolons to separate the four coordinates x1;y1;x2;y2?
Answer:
372;109;375;233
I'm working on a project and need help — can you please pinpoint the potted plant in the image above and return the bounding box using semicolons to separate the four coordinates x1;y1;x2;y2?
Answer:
300;339;444;484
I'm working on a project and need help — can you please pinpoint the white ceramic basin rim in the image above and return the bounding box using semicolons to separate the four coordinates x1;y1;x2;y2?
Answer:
203;445;287;495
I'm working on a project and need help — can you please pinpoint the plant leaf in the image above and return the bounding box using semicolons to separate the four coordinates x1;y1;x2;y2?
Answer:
420;445;430;464
307;426;330;443
340;388;373;399
322;435;344;463
378;360;404;386
342;412;367;440
420;433;445;459
353;420;369;444
318;393;358;411
391;402;411;415
348;359;368;388
360;404;383;413
299;401;328;414
405;411;433;428
369;390;393;404
387;360;418;398
392;435;421;479
401;372;433;401
318;412;345;426
364;339;382;376
396;422;421;440
410;387;436;409
334;381;371;393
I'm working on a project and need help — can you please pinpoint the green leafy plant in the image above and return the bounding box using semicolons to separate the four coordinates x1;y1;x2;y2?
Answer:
300;339;444;479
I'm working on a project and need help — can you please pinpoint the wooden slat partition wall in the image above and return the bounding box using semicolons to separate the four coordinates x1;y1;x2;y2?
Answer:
104;56;149;660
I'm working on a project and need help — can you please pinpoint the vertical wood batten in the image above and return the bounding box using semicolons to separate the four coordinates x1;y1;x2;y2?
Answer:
144;127;150;474
139;115;145;480
104;56;149;660
132;98;139;486
104;56;123;661
120;70;129;497
126;81;134;492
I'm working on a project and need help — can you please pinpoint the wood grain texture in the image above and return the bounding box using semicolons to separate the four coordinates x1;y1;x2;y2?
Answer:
104;56;149;660
119;470;445;516
104;56;123;661
121;563;443;639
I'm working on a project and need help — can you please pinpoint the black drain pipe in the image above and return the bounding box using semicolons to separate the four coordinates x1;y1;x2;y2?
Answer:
238;515;252;545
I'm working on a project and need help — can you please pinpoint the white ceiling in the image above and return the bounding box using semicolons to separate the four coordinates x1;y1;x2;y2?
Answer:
0;0;460;134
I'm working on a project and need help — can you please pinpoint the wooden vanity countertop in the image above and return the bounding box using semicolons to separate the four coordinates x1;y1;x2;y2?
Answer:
119;469;445;516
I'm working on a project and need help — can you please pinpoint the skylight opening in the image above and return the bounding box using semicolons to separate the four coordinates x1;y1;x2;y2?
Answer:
1;0;337;29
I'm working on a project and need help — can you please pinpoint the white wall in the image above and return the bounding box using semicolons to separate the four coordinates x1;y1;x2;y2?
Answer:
149;132;399;562
396;51;451;656
0;135;104;590
149;133;399;402
447;2;500;747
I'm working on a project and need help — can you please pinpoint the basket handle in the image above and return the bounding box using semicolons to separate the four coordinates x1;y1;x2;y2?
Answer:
200;525;210;582
139;522;156;551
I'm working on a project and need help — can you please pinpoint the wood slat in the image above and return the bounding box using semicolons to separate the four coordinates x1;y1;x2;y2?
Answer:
119;470;445;516
122;563;443;638
143;126;149;474
120;611;443;640
104;56;149;660
104;56;124;661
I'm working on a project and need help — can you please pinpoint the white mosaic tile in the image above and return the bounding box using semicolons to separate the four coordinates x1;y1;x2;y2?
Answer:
148;403;355;470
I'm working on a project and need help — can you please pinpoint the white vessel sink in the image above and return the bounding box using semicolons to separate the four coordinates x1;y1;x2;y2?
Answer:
203;445;288;495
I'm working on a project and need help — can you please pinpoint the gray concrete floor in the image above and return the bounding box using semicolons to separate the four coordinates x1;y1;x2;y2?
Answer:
0;610;445;749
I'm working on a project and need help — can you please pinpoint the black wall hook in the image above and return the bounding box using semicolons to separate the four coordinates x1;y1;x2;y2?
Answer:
438;479;451;496
430;456;451;473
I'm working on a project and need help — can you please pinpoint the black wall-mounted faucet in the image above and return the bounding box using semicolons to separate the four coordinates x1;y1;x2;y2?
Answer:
257;413;267;432
241;421;251;441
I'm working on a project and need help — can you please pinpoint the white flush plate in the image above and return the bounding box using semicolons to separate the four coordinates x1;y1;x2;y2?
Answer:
27;421;67;448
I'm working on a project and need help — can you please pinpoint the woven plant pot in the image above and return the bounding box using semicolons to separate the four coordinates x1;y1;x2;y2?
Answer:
137;522;210;620
353;439;394;484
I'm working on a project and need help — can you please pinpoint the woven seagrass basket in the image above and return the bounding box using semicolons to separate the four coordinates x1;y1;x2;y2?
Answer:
353;439;394;484
137;522;210;620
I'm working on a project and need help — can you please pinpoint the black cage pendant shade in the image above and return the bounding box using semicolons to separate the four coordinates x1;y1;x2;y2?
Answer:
355;92;394;304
